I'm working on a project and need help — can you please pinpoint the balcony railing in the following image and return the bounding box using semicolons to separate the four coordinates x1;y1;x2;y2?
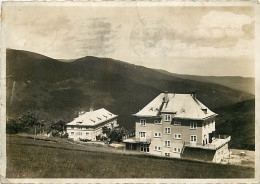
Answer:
215;135;230;139
184;142;216;150
123;137;151;144
133;137;151;144
184;135;231;150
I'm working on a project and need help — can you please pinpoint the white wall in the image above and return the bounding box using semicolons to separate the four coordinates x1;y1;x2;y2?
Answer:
202;117;216;144
213;143;229;163
67;118;117;141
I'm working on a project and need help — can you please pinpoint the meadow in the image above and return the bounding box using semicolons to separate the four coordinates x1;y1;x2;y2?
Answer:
6;135;254;178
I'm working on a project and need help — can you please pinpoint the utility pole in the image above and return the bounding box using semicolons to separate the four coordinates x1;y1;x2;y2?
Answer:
34;126;36;140
40;123;42;136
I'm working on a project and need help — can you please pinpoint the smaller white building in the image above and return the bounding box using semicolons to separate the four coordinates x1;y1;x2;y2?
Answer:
66;108;118;141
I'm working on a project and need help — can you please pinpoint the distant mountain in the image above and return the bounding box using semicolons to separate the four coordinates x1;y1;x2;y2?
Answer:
156;69;255;95
6;49;254;130
214;100;255;150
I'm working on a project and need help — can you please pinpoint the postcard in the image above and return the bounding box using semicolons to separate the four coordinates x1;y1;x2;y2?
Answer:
1;1;259;183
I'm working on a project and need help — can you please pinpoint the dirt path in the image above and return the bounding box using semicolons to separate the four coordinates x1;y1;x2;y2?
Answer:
222;149;255;168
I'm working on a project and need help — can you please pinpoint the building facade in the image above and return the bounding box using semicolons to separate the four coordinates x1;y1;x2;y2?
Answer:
66;108;118;141
124;92;231;163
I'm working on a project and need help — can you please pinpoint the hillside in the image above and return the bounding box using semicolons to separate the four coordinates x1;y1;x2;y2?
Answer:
6;49;254;130
157;69;255;95
214;100;255;150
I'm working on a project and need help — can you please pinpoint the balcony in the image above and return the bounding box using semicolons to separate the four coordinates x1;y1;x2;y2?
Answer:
184;135;231;150
123;137;151;144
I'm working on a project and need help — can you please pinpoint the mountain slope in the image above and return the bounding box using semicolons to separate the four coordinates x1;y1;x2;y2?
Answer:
6;49;254;130
157;69;255;95
214;100;255;150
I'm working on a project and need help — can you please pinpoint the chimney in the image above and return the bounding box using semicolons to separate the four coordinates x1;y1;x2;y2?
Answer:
78;111;85;116
89;107;94;112
191;91;196;99
164;91;169;102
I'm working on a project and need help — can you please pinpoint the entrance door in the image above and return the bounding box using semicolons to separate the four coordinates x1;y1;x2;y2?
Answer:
190;135;197;146
209;133;213;143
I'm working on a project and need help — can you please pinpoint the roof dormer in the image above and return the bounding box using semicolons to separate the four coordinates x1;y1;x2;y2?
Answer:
201;108;207;114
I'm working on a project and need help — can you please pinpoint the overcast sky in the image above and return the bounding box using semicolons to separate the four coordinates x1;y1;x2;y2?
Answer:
3;5;255;77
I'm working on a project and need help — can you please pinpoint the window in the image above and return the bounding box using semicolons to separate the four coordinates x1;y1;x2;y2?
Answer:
165;152;170;156
154;132;161;138
174;121;181;126
165;114;171;122
76;132;82;135
190;122;197;130
71;132;74;135
140;119;146;126
190;135;197;142
164;140;171;147
140;132;146;138
154;146;161;151
173;148;181;153
164;127;171;134
174;134;181;140
71;126;74;129
154;120;161;124
140;145;150;152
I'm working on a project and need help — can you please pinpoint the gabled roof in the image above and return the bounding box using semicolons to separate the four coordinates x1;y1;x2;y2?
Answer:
133;93;217;120
67;108;117;126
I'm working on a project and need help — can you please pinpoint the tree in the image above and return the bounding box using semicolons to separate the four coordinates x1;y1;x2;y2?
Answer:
102;126;111;135
17;112;41;140
50;120;67;137
18;112;39;133
6;119;19;143
107;128;126;142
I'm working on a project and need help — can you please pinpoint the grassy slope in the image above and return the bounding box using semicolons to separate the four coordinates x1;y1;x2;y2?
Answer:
6;49;254;131
6;135;254;178
157;69;255;95
214;100;255;150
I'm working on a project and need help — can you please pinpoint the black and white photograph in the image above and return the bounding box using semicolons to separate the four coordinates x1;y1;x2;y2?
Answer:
0;1;259;183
